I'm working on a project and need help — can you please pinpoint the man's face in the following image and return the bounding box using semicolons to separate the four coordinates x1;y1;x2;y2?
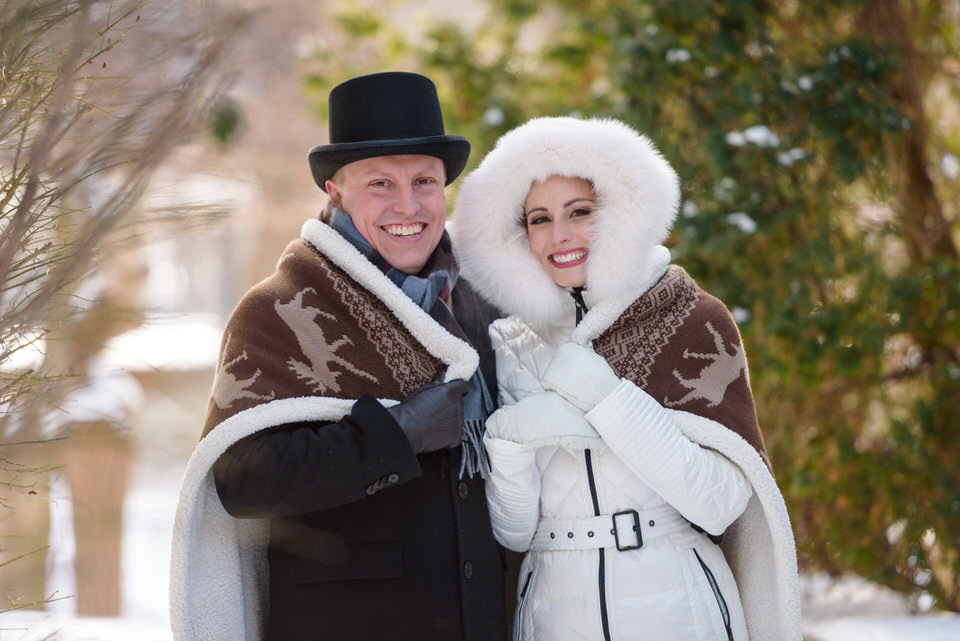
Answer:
326;155;447;275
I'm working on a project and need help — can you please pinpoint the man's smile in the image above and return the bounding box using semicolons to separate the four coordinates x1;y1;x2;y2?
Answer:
383;222;426;238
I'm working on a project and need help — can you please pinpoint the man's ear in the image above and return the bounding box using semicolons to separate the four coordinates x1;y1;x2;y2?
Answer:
325;179;342;205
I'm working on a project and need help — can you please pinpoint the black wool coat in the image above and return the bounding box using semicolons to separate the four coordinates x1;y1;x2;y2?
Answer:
213;277;512;641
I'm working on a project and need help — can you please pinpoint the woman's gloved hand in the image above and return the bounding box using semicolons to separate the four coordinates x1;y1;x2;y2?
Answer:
485;390;601;449
540;342;620;412
387;379;468;453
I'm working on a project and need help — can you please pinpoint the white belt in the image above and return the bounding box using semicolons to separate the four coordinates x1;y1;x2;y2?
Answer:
530;505;690;552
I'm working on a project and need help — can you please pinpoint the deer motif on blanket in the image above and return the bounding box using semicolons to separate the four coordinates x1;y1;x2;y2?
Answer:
274;287;379;395
665;321;745;408
212;334;276;409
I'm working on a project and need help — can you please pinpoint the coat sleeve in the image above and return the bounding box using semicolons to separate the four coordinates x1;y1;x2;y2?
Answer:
482;429;541;552
585;380;753;536
213;394;422;518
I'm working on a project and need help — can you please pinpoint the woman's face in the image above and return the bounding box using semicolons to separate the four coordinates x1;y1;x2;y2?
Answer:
524;175;597;289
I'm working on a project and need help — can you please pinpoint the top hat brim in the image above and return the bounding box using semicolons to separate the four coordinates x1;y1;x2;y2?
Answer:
309;135;471;193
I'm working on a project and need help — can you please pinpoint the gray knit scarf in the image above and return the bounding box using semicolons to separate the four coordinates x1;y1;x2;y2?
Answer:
329;208;492;478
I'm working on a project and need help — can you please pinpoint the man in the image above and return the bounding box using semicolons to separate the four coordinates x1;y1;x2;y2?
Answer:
170;72;510;641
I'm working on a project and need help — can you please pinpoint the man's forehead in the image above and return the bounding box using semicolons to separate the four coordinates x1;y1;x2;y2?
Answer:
343;154;445;179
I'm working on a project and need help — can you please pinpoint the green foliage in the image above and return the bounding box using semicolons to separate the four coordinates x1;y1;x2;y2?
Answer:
335;9;381;37
299;0;960;611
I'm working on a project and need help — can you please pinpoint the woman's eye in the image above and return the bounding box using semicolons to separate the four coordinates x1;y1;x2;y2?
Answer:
527;215;549;226
572;207;593;217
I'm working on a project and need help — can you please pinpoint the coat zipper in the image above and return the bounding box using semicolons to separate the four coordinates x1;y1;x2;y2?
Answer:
514;570;534;641
584;449;612;641
693;548;734;641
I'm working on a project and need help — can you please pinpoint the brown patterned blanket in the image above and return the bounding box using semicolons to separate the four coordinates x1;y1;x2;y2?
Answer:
203;234;470;438
589;265;767;463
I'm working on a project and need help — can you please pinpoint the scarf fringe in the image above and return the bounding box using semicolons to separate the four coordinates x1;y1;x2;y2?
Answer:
459;419;490;479
459;365;494;479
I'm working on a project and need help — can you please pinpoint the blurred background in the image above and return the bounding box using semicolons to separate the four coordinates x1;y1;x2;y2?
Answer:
1;0;958;639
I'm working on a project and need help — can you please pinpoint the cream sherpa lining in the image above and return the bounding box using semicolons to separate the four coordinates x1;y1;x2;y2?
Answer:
169;219;480;641
451;117;680;329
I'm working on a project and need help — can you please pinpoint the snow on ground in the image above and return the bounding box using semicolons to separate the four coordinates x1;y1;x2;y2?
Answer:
0;462;182;641
806;615;960;641
800;573;960;641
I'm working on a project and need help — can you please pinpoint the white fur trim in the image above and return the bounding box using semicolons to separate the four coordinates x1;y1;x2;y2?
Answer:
451;117;680;329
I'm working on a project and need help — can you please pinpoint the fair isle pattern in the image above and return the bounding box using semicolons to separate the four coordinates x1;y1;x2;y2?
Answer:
326;257;445;398
594;266;700;387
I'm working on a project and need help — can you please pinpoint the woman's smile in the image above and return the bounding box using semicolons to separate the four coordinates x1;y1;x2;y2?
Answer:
549;247;588;266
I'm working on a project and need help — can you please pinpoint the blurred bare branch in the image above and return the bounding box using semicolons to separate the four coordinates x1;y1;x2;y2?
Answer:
1;0;251;423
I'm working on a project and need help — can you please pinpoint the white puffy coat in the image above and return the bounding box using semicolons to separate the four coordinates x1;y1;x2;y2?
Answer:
486;312;752;641
450;116;802;641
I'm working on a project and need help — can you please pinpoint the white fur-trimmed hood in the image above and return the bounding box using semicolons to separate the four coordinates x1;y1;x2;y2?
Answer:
451;117;680;328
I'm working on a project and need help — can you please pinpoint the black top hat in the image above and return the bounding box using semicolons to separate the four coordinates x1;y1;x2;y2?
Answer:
308;72;471;192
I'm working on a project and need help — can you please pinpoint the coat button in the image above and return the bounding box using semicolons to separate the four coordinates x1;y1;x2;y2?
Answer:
388;473;400;484
458;482;468;499
463;562;473;580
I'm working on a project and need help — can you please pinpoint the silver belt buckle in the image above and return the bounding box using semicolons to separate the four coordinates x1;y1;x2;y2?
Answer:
612;510;642;551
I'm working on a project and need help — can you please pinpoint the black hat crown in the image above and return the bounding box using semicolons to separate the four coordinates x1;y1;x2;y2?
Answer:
308;72;470;192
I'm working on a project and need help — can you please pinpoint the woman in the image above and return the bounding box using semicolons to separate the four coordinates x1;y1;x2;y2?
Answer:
451;117;801;641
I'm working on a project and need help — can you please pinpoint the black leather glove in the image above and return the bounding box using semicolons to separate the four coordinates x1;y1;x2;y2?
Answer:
387;378;469;454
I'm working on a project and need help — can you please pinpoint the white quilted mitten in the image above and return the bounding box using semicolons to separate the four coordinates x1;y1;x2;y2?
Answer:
485;390;602;449
490;317;554;406
540;341;620;412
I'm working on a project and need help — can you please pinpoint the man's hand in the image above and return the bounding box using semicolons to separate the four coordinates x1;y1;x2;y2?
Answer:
387;379;468;454
540;342;620;412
